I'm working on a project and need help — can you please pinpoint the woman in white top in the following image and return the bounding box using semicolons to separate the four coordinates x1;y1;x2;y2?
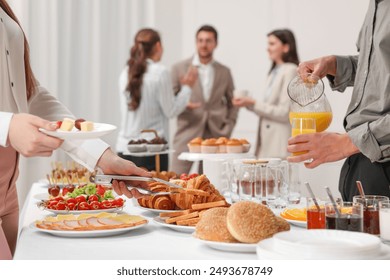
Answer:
0;0;148;258
233;29;299;159
116;28;196;171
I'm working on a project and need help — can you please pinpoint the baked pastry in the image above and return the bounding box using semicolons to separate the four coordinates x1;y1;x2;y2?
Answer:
195;207;238;243
169;175;226;210
239;139;251;153
137;194;176;210
226;139;243;153
201;138;218;153
187;137;203;153
215;137;228;153
226;201;290;243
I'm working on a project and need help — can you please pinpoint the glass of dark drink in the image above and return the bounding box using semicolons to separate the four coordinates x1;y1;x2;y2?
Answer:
353;195;389;235
306;198;326;229
325;202;363;232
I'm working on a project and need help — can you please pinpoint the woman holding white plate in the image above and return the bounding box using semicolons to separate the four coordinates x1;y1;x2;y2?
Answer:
0;0;148;258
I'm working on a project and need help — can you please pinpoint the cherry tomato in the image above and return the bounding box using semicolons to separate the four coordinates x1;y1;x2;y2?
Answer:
62;187;70;196
56;201;67;211
67;202;76;210
89;201;101;210
180;173;188;180
48;200;58;209
78;202;89;210
66;198;77;204
101;200;113;209
113;198;124;208
48;186;60;197
53;196;65;202
88;194;99;202
189;173;198;179
67;186;75;193
56;121;62;128
96;185;106;196
75;195;86;204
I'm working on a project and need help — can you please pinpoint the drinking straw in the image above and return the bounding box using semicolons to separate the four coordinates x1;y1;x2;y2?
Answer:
356;181;365;198
305;182;320;211
325;186;341;217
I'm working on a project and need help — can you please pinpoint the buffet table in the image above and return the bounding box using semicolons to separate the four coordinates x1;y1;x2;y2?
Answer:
15;182;303;260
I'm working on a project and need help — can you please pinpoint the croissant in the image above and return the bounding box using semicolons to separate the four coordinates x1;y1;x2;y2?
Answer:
154;196;176;210
137;195;176;210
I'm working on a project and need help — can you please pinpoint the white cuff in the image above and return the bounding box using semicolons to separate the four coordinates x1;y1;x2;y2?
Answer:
0;112;13;147
60;138;110;171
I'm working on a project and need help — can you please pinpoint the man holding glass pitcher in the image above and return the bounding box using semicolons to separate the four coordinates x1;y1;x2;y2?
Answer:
287;0;390;201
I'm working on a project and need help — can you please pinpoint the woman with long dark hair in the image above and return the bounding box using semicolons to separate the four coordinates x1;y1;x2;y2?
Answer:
0;0;148;259
116;28;196;171
232;29;299;159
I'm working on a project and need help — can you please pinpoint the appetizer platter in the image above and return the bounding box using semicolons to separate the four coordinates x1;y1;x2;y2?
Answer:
32;212;148;237
37;183;125;214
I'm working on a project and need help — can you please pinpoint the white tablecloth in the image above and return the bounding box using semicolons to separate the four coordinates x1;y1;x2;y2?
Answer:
15;183;301;260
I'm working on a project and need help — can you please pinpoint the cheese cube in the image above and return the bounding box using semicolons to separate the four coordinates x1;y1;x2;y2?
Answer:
59;118;75;131
80;121;94;131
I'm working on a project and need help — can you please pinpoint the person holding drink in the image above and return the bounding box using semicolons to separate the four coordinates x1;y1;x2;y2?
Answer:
287;0;390;202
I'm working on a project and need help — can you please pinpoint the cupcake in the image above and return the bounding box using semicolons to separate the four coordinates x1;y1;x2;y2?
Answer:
215;137;228;153
201;138;218;153
226;139;243;153
239;139;251;153
187;137;203;153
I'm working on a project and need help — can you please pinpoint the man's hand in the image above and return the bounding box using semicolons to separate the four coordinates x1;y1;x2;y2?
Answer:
97;149;151;199
8;113;63;157
298;55;337;78
287;132;359;168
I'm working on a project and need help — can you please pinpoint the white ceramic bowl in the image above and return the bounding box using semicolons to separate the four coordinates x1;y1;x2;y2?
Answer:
127;144;147;153
146;144;165;152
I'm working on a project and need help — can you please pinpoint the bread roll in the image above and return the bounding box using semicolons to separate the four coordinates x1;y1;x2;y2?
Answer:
195;208;238;243
226;201;289;243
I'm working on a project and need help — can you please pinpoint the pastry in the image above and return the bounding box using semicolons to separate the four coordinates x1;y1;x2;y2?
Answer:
226;201;290;243
187;137;203;153
195;207;238;243
215;137;228;153
226;139;243;153
239;139;251;153
201;138;218;153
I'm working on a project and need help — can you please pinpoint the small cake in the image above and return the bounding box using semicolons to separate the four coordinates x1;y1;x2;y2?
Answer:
226;139;243;153
187;137;203;153
80;121;94;131
215;137;228;153
239;139;251;153
59;118;75;131
201;138;218;153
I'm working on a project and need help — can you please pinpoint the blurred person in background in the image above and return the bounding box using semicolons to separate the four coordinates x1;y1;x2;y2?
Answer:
233;29;299;159
116;28;197;171
0;0;148;258
287;0;390;201
171;25;238;174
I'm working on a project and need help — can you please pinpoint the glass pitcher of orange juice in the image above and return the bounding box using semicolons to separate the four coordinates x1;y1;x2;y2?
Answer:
288;74;332;132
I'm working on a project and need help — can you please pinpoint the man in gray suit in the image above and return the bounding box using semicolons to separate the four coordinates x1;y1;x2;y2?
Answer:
171;25;238;174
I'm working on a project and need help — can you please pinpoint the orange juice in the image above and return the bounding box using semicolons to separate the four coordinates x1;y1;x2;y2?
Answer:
291;128;316;156
289;112;333;132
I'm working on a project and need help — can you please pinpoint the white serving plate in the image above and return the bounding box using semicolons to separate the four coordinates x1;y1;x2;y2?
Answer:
192;233;256;253
39;123;116;140
39;205;123;215
257;230;390;260
136;204;182;214
152;216;195;233
30;221;148;238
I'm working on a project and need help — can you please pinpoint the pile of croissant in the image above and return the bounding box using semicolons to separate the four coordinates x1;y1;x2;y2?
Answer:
137;174;226;210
